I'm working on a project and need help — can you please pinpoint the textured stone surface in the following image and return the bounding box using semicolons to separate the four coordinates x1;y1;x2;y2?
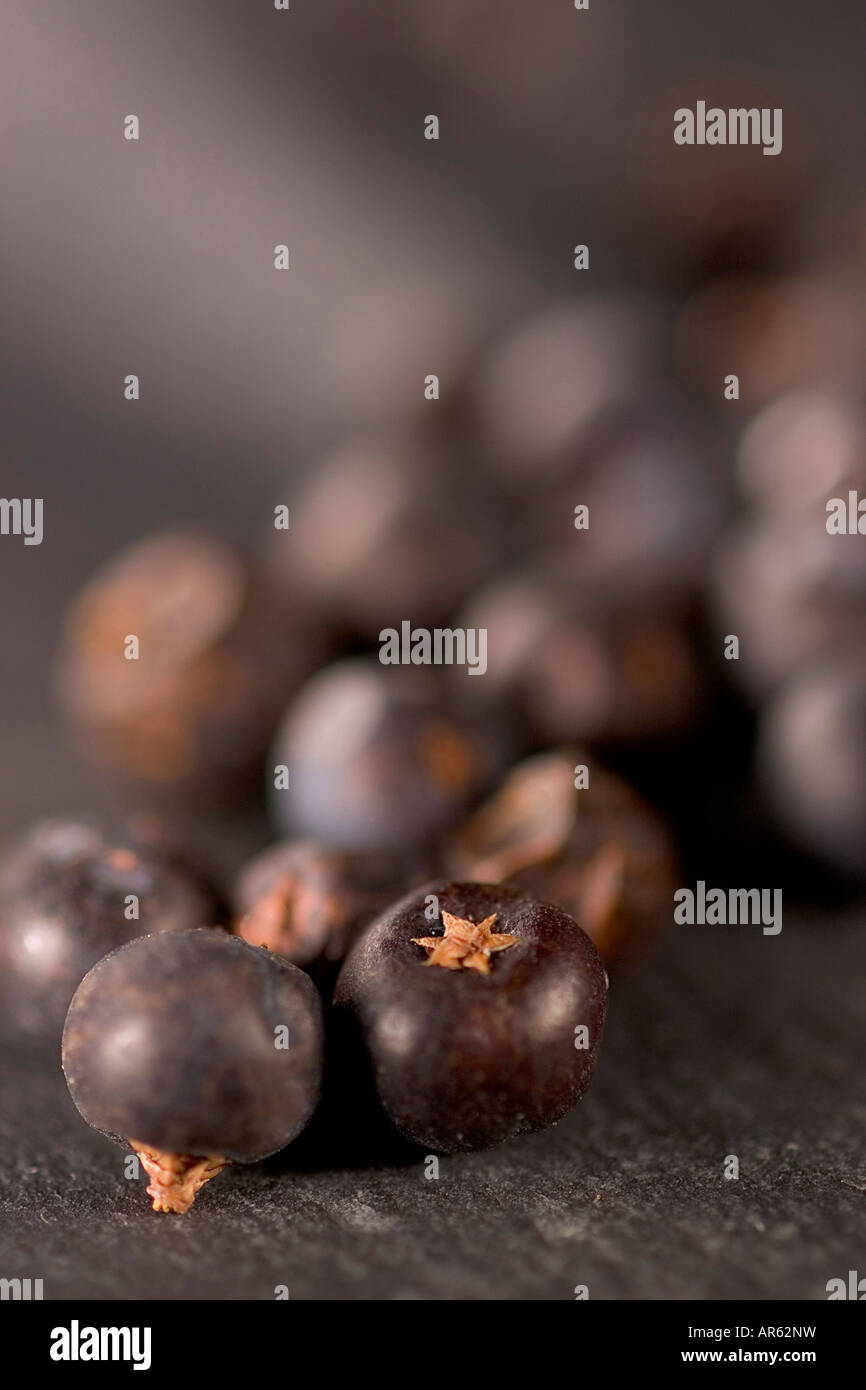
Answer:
1;913;863;1300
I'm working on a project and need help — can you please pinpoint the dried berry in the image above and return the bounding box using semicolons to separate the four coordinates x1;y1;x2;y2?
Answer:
527;397;729;609
0;816;222;1039
445;749;677;965
456;571;700;747
333;880;607;1152
757;651;866;879
267;435;506;640
712;515;866;701
736;392;866;517
676;274;865;405
234;839;421;978
62;929;323;1212
55;530;325;805
270;659;507;852
475;296;667;480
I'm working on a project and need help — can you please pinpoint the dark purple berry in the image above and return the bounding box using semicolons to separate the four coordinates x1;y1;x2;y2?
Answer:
526;397;729;608
757;651;866;879
456;570;700;746
62;929;323;1212
270;659;507;852
333;881;607;1153
712;515;866;701
267;435;506;640
676;274;864;405
0;816;222;1039
475;296;667;480
736;392;866;516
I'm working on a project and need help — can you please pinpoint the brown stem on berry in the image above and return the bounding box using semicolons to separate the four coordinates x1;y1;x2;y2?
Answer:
131;1141;230;1214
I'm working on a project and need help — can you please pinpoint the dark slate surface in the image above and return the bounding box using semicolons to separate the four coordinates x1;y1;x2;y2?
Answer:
2;911;863;1301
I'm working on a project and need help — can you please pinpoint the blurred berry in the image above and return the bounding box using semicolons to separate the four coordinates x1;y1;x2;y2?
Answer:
267;435;508;640
758;651;866;880
475;296;669;481
712;515;866;702
269;658;509;852
234;838;422;979
527;396;730;608
736;392;866;516
0;815;222;1039
676;275;866;405
56;531;327;806
444;748;676;965
456;570;701;747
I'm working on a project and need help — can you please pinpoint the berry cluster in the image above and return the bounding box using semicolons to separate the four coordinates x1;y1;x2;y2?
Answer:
9;264;864;1216
58;881;607;1211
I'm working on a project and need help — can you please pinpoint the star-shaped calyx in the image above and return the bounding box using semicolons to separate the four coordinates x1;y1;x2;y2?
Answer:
412;910;518;975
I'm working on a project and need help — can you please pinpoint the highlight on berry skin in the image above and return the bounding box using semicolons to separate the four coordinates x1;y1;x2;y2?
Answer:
62;929;324;1213
333;880;608;1155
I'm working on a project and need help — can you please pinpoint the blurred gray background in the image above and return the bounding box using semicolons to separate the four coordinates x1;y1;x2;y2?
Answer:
2;0;865;818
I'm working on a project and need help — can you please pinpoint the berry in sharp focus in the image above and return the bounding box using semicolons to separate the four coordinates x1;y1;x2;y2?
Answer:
333;881;607;1153
62;929;324;1212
